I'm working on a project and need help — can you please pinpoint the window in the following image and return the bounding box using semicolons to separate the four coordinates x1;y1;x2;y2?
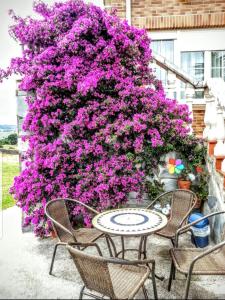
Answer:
211;51;225;80
180;52;204;100
181;51;204;81
151;40;174;85
151;40;174;63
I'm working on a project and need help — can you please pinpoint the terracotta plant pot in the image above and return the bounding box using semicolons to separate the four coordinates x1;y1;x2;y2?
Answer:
177;179;191;190
51;230;57;239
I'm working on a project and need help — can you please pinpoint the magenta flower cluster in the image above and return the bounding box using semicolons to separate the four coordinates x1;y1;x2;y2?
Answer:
1;0;191;237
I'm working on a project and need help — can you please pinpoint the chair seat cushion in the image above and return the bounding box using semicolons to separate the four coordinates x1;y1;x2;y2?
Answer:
170;248;225;275
73;228;103;243
109;264;149;299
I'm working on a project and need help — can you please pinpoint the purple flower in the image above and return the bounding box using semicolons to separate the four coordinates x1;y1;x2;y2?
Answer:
1;0;193;237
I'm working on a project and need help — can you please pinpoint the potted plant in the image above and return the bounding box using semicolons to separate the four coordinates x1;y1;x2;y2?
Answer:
191;167;209;209
145;179;165;201
177;168;192;190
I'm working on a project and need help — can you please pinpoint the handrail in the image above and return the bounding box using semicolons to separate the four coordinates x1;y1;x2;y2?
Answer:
152;52;206;88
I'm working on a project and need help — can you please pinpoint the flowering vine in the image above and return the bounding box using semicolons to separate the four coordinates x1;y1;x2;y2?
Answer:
1;0;192;236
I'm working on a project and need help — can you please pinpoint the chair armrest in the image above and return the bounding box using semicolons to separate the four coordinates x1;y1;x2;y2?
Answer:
175;210;225;247
189;240;225;272
146;191;170;209
68;242;103;256
106;257;155;266
64;198;100;215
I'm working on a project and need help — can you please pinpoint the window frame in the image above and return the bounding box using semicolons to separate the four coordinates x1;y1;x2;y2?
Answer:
180;50;205;82
211;50;225;80
151;39;175;63
151;39;175;86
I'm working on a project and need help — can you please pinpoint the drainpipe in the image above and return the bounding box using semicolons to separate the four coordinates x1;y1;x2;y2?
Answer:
126;0;131;25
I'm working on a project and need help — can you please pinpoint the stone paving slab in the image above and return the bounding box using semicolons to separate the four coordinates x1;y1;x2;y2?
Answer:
0;206;225;299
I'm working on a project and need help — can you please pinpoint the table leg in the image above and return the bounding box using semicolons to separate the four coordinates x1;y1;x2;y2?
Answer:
138;236;144;259
121;236;125;259
105;234;117;257
143;236;147;259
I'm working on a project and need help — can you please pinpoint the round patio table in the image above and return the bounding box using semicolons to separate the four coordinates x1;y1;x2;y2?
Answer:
92;207;168;260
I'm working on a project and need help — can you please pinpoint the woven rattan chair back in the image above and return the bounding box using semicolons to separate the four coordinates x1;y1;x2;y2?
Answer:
68;246;116;299
45;199;74;242
170;189;196;228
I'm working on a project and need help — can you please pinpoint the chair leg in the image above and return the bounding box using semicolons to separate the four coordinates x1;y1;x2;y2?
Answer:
105;234;117;257
79;286;85;300
171;238;174;246
142;285;148;299
173;266;176;280
183;271;192;299
49;243;64;275
151;264;158;300
105;235;113;257
168;260;175;292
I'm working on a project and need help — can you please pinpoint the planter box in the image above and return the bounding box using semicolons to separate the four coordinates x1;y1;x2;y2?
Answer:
208;140;217;156
215;156;225;171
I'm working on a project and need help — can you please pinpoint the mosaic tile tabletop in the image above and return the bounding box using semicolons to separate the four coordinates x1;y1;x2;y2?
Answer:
92;208;168;236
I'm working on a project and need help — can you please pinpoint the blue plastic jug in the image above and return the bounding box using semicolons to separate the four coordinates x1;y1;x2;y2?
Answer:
188;212;209;248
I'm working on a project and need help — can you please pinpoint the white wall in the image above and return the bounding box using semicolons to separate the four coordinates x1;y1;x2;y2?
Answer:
149;28;225;102
149;28;225;69
149;28;225;51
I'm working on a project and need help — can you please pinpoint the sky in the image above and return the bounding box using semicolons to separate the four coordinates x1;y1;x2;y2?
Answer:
0;0;103;125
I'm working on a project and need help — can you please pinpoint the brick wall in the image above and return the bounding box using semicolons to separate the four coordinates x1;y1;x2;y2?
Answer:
104;0;225;30
192;104;206;137
104;0;126;18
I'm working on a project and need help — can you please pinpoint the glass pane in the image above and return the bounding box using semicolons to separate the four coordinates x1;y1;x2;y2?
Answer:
154;66;167;85
212;51;223;68
162;40;174;62
181;51;204;81
212;67;222;78
151;40;174;63
180;90;185;100
151;40;174;83
152;41;160;55
211;51;225;80
194;90;204;99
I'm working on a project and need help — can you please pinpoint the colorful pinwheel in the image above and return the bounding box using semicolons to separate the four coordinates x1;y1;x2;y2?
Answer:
167;158;184;174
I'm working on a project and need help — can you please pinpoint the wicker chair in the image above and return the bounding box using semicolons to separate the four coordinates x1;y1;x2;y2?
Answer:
146;189;197;245
168;210;225;299
67;243;158;300
45;198;104;275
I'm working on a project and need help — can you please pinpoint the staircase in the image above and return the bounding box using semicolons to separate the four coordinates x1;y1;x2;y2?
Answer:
153;54;225;242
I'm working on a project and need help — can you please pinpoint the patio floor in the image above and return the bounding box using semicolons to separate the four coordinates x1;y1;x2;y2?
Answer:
0;206;225;299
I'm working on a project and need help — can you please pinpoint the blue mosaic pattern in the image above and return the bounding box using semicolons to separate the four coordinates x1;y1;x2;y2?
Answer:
93;208;167;236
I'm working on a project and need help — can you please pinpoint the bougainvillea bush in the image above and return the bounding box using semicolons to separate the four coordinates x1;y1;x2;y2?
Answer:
1;0;192;237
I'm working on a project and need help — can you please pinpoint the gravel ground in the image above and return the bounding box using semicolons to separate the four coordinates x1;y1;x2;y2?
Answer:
0;206;225;299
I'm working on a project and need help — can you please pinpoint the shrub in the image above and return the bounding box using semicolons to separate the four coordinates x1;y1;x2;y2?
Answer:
1;0;192;236
7;133;18;145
